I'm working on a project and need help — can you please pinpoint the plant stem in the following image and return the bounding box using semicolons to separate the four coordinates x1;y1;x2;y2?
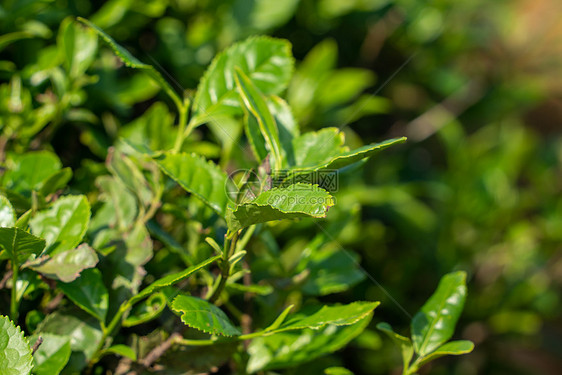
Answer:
87;301;131;370
10;263;18;322
208;231;239;304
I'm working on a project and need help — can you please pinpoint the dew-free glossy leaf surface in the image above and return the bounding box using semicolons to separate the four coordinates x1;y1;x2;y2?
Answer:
130;255;220;305
100;344;137;360
324;367;354;375
416;340;474;367
0;315;33;375
272;301;379;334
247;312;372;372
0;227;45;267
155;152;232;217
3;151;61;195
411;271;468;356
91;176;137;233
191;36;294;125
30;244;98;282
77;17;181;107
171;295;241;336
29;195;90;255
235;68;282;168
31;333;71;375
0;195;16;227
107;148;153;207
292;128;346;168
36;309;103;372
58;268;109;322
38;168;72;197
226;184;334;231
290;137;407;173
58;17;98;78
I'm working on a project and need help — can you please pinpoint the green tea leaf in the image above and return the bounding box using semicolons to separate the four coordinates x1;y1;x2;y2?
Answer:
244;109;268;163
37;168;72;197
263;305;294;332
247;312;372;372
416;340;474;368
235;68;283;169
171;295;242;337
376;322;414;367
323;137;407;170
123;292;166;327
302;245;365;296
77;17;182;108
119;102;175;151
36;309;102;372
91;176;137;233
269;301;379;334
100;344;137;361
324;367;354;375
292;128;346;168
107;147;153;207
58;17;98;79
0;315;33;375
31;333;71;375
226;184;334;232
3;151;61;196
29;244;98;282
58;268;109;322
411;271;468;356
290;137;407;173
30;195;90;256
269;96;299;167
154;152;232;217
129;255;220;305
0;227;45;267
191;36;294;125
0;195;16;227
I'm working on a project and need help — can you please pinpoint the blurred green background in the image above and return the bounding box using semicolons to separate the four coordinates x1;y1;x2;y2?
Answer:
2;0;562;374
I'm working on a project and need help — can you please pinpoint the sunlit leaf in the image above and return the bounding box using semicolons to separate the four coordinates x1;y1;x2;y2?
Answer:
29;195;90;256
226;184;334;232
31;333;71;375
58;17;98;78
29;244;98;282
416;340;474;367
411;271;468;356
0;227;45;267
171;295;242;336
129;255;220;305
58;268;109;322
37;168;72;197
100;344;137;361
268;301;379;334
191;36;294;125
247;312;372;372
36;309;103;373
235;68;283;168
77;17;182;107
324;367;354;375
3;151;61;196
0;315;33;375
154;152;232;217
0;195;16;227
